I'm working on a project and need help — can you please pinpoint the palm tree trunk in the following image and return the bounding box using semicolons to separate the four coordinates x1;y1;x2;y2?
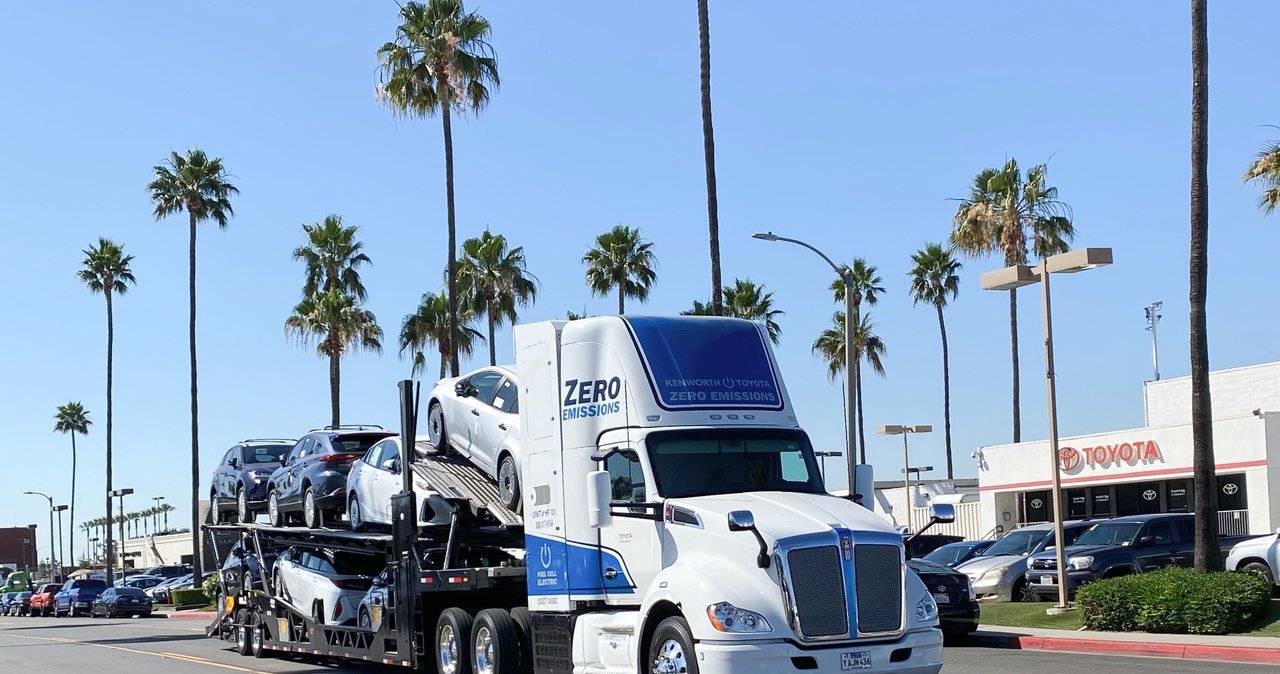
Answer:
487;297;497;366
439;347;447;381
618;285;625;315
697;0;723;317
104;288;115;583
69;431;76;569
855;360;867;465
1190;0;1219;572
1009;289;1021;443
937;301;954;480
329;348;341;427
442;92;461;378
188;210;202;582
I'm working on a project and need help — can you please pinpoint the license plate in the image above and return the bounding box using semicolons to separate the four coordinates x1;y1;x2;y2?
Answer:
1038;575;1056;585
932;593;951;605
841;651;872;670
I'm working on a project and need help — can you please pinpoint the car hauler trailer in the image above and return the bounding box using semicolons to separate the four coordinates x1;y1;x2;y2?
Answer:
206;315;950;673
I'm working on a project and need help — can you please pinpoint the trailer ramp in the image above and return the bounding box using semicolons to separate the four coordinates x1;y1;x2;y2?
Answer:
412;440;522;528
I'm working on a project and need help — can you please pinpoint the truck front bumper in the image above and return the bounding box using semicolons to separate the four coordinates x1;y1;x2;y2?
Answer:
695;628;943;674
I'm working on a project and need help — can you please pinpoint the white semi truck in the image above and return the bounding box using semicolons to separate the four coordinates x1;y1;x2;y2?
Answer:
208;315;950;674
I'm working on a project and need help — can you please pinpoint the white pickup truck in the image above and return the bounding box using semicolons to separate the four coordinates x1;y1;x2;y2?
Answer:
1226;529;1280;589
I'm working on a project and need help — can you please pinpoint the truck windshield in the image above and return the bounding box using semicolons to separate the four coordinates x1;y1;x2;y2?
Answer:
643;429;826;498
1074;522;1142;546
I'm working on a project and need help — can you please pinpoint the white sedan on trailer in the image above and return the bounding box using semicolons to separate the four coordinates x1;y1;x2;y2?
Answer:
272;547;381;626
346;436;453;530
425;365;524;510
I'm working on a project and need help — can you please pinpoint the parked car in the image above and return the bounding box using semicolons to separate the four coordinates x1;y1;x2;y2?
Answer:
149;574;192;604
29;583;62;616
1226;529;1280;594
1;592;16;615
957;520;1097;602
357;568;394;630
907;558;979;637
1026;513;1253;600
54;578;108;617
10;591;32;616
139;564;191;580
905;534;963;559
923;540;995;568
426;365;523;510
211;438;297;524
116;575;165;590
346;436;454;531
90;587;153;618
272;547;379;625
218;540;279;595
267;427;396;529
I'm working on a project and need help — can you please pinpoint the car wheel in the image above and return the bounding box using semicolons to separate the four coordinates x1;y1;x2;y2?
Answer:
472;608;521;674
274;572;288;601
349;495;364;532
268;491;283;527
428;402;449;454
237;487;252;524
649;616;699;674
1243;561;1275;585
497;454;521;512
304;488;322;529
436;607;474;674
358;606;373;631
312;599;325;626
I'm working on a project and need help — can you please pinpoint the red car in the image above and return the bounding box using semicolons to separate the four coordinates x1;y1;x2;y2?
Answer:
29;583;61;617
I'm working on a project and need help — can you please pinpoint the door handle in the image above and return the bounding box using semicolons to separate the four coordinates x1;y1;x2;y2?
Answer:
471;409;480;416
498;423;507;431
603;568;619;580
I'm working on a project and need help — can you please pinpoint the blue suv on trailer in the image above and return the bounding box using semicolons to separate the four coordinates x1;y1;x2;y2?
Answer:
211;438;297;524
266;426;396;529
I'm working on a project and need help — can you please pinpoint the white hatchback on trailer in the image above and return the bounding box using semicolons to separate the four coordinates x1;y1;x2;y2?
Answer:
425;365;524;510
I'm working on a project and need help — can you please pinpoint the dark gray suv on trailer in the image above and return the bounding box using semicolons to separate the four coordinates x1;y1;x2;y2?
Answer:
211;438;297;524
267;426;396;529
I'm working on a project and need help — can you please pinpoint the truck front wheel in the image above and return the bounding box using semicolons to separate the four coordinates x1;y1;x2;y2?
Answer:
437;607;474;674
650;616;699;674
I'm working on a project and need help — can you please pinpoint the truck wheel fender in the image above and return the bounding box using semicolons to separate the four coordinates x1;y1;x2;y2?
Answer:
637;599;683;672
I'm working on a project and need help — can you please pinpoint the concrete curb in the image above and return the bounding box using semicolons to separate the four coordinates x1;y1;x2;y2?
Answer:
163;612;218;620
969;630;1280;665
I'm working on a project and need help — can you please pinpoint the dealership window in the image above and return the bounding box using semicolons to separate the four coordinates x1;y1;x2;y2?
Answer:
1217;473;1247;512
1166;480;1190;513
1091;488;1113;517
1115;483;1142;516
1067;488;1088;520
1023;490;1051;523
1137;481;1162;515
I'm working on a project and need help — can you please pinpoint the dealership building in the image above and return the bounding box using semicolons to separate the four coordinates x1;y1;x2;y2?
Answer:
976;361;1280;538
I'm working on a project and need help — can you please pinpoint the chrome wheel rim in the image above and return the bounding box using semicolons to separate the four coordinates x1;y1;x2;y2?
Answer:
305;492;317;528
474;624;495;674
268;493;278;525
252;625;262;653
349;498;361;530
359;608;371;630
653;638;688;674
428;405;444;448
439;623;459;674
237;490;248;522
237;624;248;652
498;460;517;505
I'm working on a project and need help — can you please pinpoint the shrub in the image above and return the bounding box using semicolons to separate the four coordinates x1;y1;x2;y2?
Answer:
1077;567;1271;634
171;588;209;608
202;573;220;603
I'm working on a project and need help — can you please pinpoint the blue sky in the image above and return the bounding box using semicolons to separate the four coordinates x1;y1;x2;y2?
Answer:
2;2;1278;561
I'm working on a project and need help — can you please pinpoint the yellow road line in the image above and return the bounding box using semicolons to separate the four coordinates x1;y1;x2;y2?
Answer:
0;631;268;674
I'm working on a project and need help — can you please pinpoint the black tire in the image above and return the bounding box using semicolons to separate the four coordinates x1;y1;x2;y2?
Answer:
268;490;284;527
1243;561;1275;587
304;487;322;529
509;607;534;672
312;599;325;625
359;606;374;631
649;616;699;674
250;615;270;659
428;402;449;455
274;571;289;602
471;609;521;674
349;494;365;532
436;607;474;674
235;609;252;656
497;454;521;512
1011;577;1029;603
237;487;252;524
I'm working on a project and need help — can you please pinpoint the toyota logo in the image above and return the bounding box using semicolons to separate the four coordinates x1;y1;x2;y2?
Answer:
937;585;947;593
1030;498;1044;509
1142;489;1157;501
1223;483;1239;496
1059;447;1082;473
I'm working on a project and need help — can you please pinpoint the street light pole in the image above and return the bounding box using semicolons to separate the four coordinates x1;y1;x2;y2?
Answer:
1145;301;1162;381
110;488;134;574
877;425;932;533
54;505;68;572
815;451;842;487
152;496;165;533
23;492;56;579
753;232;858;497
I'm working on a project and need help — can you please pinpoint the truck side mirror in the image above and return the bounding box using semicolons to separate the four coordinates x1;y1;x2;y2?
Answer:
728;511;770;569
852;464;875;509
587;471;612;529
929;503;956;524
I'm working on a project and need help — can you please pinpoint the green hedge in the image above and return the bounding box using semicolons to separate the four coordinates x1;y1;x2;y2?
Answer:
1077;567;1271;634
171;588;209;608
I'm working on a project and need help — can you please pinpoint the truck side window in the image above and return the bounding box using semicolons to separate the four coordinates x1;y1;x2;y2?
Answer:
606;451;645;503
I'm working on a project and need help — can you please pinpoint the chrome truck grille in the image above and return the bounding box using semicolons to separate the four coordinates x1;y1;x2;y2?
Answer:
778;533;905;641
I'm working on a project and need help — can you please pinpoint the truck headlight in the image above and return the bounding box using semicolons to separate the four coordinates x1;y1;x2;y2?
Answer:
1067;556;1094;571
915;594;938;622
980;566;1009;581
706;602;772;633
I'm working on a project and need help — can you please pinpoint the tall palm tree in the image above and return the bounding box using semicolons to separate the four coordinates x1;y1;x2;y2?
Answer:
378;0;500;377
457;230;538;365
950;158;1074;443
1243;131;1280;215
582;225;658;314
684;279;783;344
812;310;886;465
696;0;723;316
831;259;884;459
292;215;372;300
148;148;237;583
286;288;384;426
908;244;962;479
53;401;92;569
1189;0;1218;572
400;290;484;379
76;236;136;582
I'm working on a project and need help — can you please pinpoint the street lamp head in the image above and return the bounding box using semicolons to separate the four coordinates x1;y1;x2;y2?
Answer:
878;425;932;435
1046;247;1113;274
53;505;68;512
980;265;1038;291
751;232;779;241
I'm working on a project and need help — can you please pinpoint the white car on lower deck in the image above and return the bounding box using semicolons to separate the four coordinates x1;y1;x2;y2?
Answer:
272;547;381;626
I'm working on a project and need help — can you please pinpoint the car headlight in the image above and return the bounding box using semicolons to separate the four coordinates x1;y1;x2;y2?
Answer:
915;594;938;622
980;566;1009;581
706;602;772;633
1067;556;1094;571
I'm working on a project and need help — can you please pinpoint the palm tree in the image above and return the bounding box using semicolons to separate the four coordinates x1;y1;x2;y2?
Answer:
830;259;884;459
53;402;91;569
684;279;783;344
400;290;484;379
76;236;136;582
378;0;499;378
1243;131;1280;215
148;148;237;583
1189;0;1218;572
908;244;962;479
457;230;538;365
286;288;384;426
696;0;723;316
950;158;1074;443
812;310;885;465
292;215;372;300
582;225;658;314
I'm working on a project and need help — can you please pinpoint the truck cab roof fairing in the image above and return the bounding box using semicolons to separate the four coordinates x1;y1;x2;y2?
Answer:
620;316;784;412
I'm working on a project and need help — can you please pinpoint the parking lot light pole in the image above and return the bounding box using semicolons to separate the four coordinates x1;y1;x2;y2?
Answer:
754;232;858;497
54;505;68;574
815;451;842;487
877;426;932;533
981;247;1113;613
23;492;56;578
110;488;134;573
152;496;165;533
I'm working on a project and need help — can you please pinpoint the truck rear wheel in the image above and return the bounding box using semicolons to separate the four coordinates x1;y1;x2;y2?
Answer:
235;609;252;656
436;607;474;674
650;616;699;674
250;615;270;658
472;609;521;674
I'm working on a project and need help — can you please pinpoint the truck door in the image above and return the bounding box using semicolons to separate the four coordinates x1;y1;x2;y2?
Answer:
599;443;661;605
